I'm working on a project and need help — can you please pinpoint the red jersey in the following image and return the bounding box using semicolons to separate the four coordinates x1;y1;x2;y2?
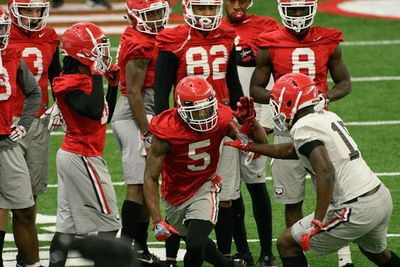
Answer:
222;15;279;65
156;24;236;106
0;47;22;134
257;26;343;93
117;26;158;96
53;74;108;156
150;104;232;205
9;25;60;117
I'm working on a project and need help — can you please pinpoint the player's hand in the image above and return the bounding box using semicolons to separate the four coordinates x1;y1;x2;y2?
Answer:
314;93;329;112
300;219;324;251
105;64;120;87
9;125;26;142
234;96;255;124
224;133;254;152
40;103;65;132
90;58;107;76
152;218;179;241
140;131;152;156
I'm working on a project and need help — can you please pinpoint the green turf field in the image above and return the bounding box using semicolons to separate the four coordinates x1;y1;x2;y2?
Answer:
4;0;400;266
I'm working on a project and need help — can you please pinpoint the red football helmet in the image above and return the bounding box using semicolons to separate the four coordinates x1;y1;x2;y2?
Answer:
61;23;111;72
175;76;218;132
270;73;319;131
126;0;169;35
0;8;11;51
277;0;317;33
8;0;49;32
182;0;223;31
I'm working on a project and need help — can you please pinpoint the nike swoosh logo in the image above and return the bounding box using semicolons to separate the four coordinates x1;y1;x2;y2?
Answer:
39;32;45;38
137;258;153;264
313;36;321;42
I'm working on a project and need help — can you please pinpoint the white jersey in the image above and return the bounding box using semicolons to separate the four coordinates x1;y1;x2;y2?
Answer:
290;110;381;205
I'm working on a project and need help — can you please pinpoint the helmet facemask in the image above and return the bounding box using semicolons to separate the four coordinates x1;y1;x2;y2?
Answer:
10;0;49;32
0;14;11;50
127;2;169;34
278;0;317;33
183;0;223;31
177;94;218;132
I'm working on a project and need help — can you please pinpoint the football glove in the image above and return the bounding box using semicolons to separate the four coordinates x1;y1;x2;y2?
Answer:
139;131;152;156
224;133;254;152
314;93;329;112
9;125;26;142
233;96;255;124
105;64;120;87
152;218;179;241
300;219;324;251
40;102;66;132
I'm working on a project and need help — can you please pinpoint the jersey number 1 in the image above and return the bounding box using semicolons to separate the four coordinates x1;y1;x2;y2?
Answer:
331;121;360;160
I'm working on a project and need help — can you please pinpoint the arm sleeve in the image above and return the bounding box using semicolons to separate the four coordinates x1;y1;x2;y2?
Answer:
16;59;41;130
226;46;244;110
106;84;118;123
298;140;324;158
48;47;62;91
64;75;105;120
154;51;178;115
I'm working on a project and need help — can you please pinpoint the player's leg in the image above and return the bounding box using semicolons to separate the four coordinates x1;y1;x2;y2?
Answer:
0;209;7;267
164;233;181;267
49;232;75;267
276;228;308;267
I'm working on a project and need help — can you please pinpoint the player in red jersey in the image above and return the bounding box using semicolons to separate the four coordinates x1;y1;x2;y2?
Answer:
144;76;265;267
0;7;43;267
154;0;244;262
250;0;353;266
47;22;120;267
111;0;169;265
222;0;279;265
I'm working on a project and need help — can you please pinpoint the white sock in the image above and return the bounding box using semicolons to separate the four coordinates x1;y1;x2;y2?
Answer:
338;245;352;266
26;262;41;267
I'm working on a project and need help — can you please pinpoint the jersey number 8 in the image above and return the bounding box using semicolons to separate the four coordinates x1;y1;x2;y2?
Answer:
186;45;228;80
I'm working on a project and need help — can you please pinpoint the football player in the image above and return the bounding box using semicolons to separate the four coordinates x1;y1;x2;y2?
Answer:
48;22;120;267
144;76;264;267
111;0;169;265
250;0;353;265
222;0;279;265
6;0;61;264
0;7;43;267
228;73;400;267
154;0;244;260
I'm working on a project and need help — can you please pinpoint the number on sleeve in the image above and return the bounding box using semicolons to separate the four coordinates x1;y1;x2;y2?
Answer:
0;67;11;101
188;139;211;171
22;47;43;82
292;48;316;80
331;121;360;160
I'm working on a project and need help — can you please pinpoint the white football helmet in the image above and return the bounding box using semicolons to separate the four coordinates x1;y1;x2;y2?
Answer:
182;0;223;31
277;0;317;33
0;8;11;51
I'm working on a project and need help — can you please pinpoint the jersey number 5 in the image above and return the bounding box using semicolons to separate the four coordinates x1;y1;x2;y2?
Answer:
186;45;228;80
188;139;211;171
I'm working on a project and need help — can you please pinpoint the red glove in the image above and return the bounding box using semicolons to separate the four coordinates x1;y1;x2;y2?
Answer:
152;218;179;241
300;219;324;251
140;130;152;156
105;64;120;87
233;96;255;123
224;133;254;152
90;61;106;76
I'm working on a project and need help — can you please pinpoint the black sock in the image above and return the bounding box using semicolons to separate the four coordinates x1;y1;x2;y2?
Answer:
49;232;75;267
0;231;4;263
214;206;233;255
232;196;251;256
120;200;142;244
380;251;400;267
205;238;230;267
135;221;149;253
246;182;273;257
166;233;181;259
281;254;308;267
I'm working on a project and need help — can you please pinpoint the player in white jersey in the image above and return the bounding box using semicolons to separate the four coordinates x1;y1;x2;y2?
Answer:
226;73;400;267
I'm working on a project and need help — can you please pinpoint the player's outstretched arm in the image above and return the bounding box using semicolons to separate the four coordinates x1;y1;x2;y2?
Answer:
250;48;273;104
143;136;170;222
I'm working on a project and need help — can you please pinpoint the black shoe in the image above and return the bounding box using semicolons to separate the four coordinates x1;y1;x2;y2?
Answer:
51;0;63;8
234;252;255;266
341;264;355;267
259;255;276;267
16;253;25;267
136;251;163;266
162;260;178;267
232;258;247;267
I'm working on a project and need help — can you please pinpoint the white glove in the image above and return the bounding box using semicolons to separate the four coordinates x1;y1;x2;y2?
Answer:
314;93;329;112
40;103;66;132
9;125;26;142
